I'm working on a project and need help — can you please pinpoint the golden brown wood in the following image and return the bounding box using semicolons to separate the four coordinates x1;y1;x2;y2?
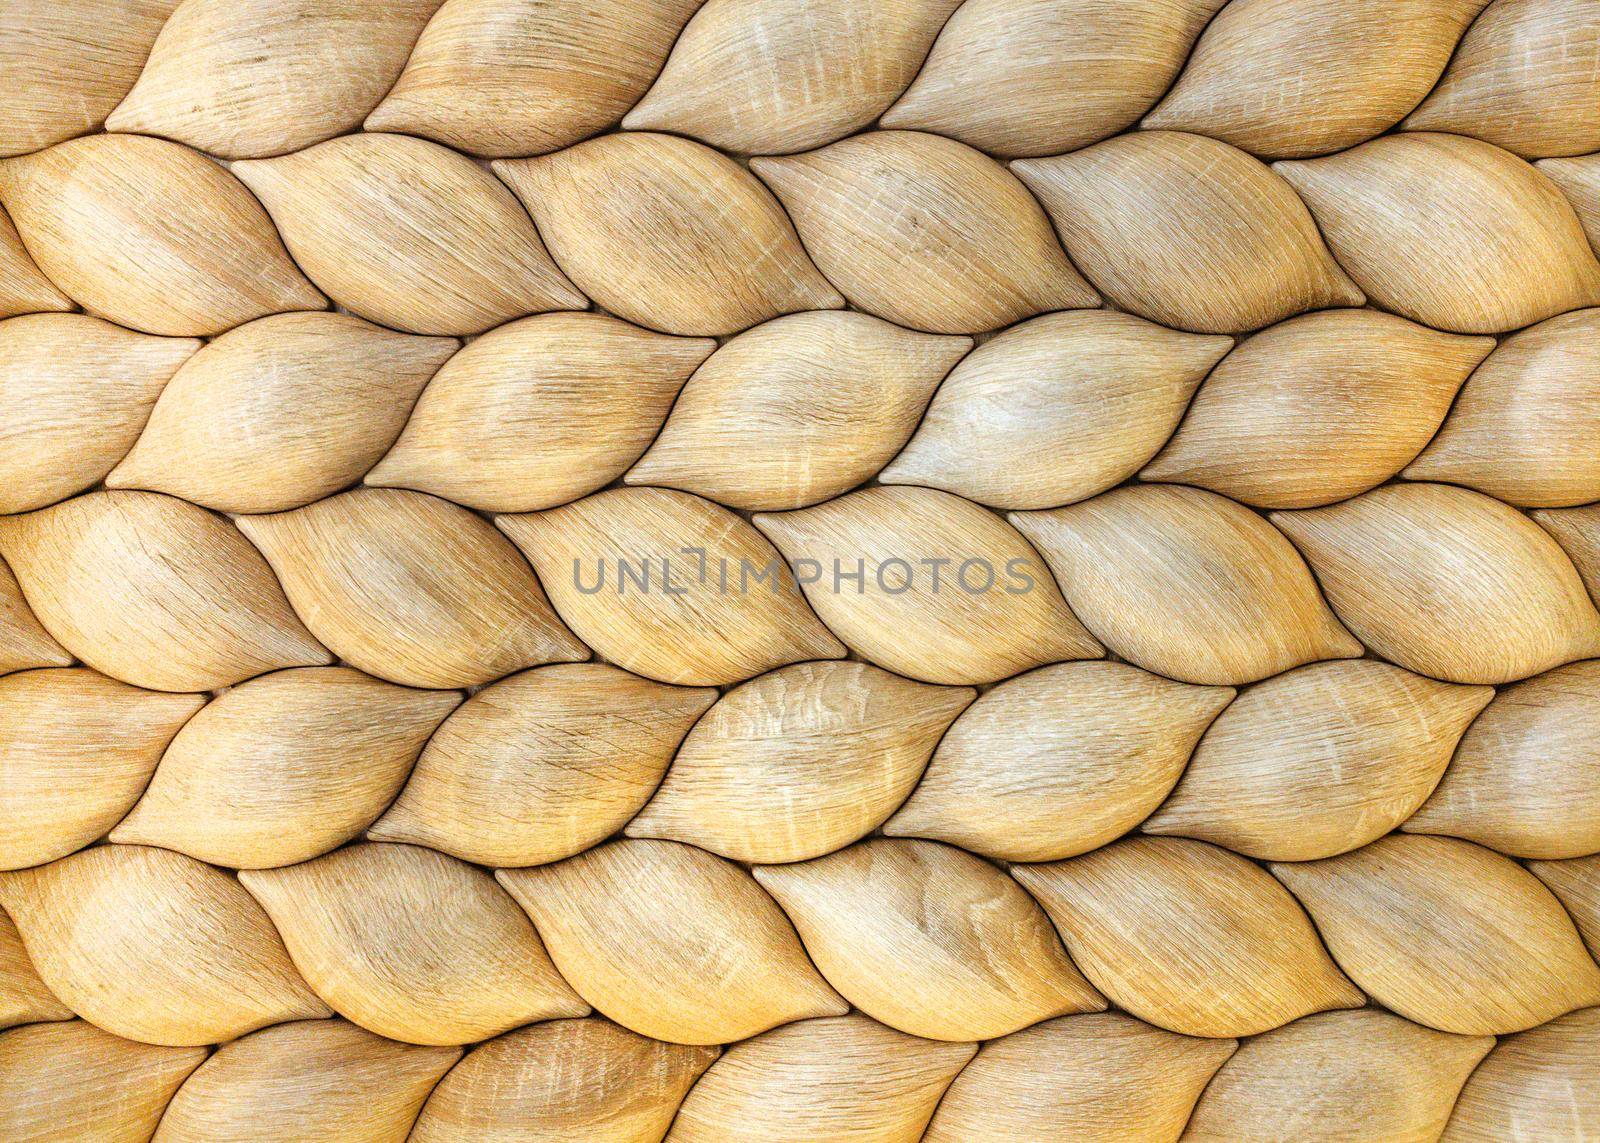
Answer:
0;905;71;1030
152;1019;461;1143
756;485;1104;685
1442;1007;1600;1142
498;839;848;1045
1183;1007;1495;1143
110;667;461;869
1;667;204;871
1404;661;1600;859
1272;834;1600;1034
1540;152;1600;254
880;310;1231;509
1012;484;1361;685
626;311;971;511
753;839;1107;1041
239;843;587;1045
1145;0;1489;157
751;130;1099;334
1272;483;1600;683
367;313;713;513
411;1018;719;1143
1405;0;1600;159
0;845;329;1046
496;134;843;336
0;1021;204;1143
1276;132;1600;333
370;663;715;867
884;661;1233;862
625;0;963;154
0;555;69;677
627;661;975;864
237;488;586;689
0;491;330;692
498;488;845;686
1529;856;1600;959
368;0;702;157
1143;661;1493;861
0;0;179;157
1014;836;1364;1037
882;0;1226;157
107;313;453;514
0;314;198;514
923;1012;1234;1143
667;1014;976;1143
106;0;443;159
233;132;584;336
1143;309;1495;508
1535;503;1600;604
0;134;325;336
0;205;72;319
1404;308;1600;507
1012;131;1363;333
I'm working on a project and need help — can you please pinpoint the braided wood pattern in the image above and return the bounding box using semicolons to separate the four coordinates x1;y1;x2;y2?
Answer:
2;1;1600;1139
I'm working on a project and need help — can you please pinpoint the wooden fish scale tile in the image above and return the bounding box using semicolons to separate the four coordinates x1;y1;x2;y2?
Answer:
3;0;1600;1140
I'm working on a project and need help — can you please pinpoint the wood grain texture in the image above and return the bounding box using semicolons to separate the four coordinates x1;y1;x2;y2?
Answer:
884;661;1233;862
1535;503;1600;604
1144;661;1493;861
757;485;1103;684
370;663;716;867
753;839;1107;1041
411;1018;719;1143
1276;132;1600;333
367;313;714;513
1143;308;1494;508
0;134;324;336
1272;483;1600;683
1272;834;1600;1034
233;132;583;336
1404;661;1600;859
0;845;328;1045
625;0;962;155
627;661;975;863
498;488;845;686
1014;836;1364;1037
1012;131;1362;333
1404;308;1600;507
882;0;1226;157
667;1014;976;1143
880;310;1231;509
496;133;842;336
237;488;586;689
1541;152;1600;254
151;1019;461;1143
1529;856;1600;959
0;313;199;514
923;1012;1234;1143
1442;1007;1600;1142
239;842;587;1045
1144;0;1489;157
368;0;702;157
0;491;330;692
627;311;971;511
0;204;72;319
1405;0;1600;159
498;839;848;1045
107;313;454;514
0;555;69;677
1012;484;1361;685
0;905;71;1030
106;0;442;159
110;667;461;869
0;0;179;157
0;667;204;871
751;130;1099;334
1183;1007;1494;1143
0;1021;204;1143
